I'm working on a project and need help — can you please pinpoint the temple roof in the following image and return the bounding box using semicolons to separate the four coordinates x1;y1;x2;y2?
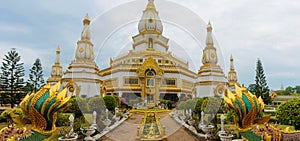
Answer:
138;0;163;35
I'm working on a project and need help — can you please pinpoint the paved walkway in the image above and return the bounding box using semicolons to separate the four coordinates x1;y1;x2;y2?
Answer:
160;113;182;136
103;114;143;141
102;113;199;141
104;122;139;141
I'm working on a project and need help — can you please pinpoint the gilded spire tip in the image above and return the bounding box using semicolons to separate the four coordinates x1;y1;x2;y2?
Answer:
83;13;91;25
84;13;90;20
207;20;213;32
57;45;60;52
146;0;156;10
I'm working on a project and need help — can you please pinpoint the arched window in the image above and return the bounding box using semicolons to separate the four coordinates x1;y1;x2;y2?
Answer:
146;71;155;76
146;71;155;87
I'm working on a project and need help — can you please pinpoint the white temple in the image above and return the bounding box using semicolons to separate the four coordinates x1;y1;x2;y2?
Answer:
47;0;239;102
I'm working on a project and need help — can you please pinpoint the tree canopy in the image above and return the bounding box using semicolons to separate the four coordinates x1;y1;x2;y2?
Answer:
254;59;271;104
0;49;25;108
28;58;45;93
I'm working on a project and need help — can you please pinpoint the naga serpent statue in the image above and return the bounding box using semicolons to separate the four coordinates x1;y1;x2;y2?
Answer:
0;81;73;141
223;84;300;141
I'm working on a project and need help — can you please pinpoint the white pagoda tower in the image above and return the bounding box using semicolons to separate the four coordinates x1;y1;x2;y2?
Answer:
195;22;227;97
62;13;101;97
47;45;63;85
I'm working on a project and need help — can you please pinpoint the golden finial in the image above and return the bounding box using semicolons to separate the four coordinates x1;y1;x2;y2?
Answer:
207;20;213;32
56;44;60;53
146;0;156;10
84;13;89;20
229;54;235;71
206;20;214;46
83;13;90;25
55;45;61;64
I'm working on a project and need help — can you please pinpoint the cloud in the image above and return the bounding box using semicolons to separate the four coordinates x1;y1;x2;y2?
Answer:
1;0;299;90
0;23;30;33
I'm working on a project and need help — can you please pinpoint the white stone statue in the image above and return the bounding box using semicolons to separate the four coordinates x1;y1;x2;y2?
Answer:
220;114;226;134
92;111;97;128
105;109;109;120
201;111;205;125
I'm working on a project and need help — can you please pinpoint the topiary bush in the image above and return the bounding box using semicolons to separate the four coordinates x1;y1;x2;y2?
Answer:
103;95;117;112
113;95;121;107
194;98;204;114
276;98;300;130
201;98;208;111
87;96;105;113
178;99;196;110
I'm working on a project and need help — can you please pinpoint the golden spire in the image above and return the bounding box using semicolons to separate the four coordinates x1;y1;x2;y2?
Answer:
81;13;91;40
146;0;156;10
75;13;94;61
83;13;90;25
138;0;163;34
47;45;63;85
228;55;238;86
206;21;214;46
201;21;218;65
230;54;234;71
55;45;60;64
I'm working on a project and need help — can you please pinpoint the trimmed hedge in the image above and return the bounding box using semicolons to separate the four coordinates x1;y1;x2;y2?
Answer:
276;98;300;130
103;95;117;112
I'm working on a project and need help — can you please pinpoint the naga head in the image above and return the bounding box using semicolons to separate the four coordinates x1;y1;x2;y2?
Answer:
20;81;72;134
223;84;270;131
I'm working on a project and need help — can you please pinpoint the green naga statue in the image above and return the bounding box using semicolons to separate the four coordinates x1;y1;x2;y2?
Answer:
223;84;300;141
0;82;73;141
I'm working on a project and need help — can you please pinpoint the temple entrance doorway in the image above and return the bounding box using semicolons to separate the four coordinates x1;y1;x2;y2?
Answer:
160;93;179;102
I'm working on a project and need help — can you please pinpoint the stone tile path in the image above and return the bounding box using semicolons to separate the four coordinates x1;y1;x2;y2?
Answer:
101;113;199;141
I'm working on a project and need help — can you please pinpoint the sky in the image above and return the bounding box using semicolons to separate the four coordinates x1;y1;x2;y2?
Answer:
0;0;299;90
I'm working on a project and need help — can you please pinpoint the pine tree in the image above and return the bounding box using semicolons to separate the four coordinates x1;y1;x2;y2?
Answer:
0;49;25;108
254;59;270;104
28;58;45;93
247;84;256;94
